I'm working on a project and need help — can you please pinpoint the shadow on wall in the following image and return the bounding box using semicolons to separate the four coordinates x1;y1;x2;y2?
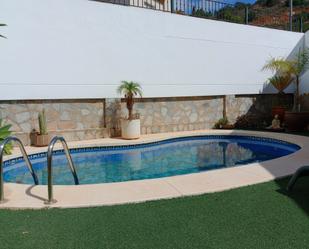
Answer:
300;94;309;111
231;33;307;129
105;99;122;137
230;94;294;129
259;33;306;109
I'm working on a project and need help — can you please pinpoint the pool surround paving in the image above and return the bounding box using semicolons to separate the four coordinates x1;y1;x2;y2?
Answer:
2;129;308;209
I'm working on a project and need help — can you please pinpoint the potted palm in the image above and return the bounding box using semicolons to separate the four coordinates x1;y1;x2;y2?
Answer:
263;48;309;131
117;81;142;139
266;74;292;122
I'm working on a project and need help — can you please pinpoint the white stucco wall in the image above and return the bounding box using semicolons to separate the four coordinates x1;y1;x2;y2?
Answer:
0;0;304;100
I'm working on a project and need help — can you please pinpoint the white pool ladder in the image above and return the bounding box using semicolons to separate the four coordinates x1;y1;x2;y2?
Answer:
0;136;39;203
46;136;79;204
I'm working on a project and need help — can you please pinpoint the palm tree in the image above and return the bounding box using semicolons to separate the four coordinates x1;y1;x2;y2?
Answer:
267;74;293;94
117;81;142;120
0;23;7;38
262;48;309;111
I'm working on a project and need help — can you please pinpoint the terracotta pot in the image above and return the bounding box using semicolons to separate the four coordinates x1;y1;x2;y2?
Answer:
221;124;235;129
285;112;309;131
30;132;50;147
272;106;285;122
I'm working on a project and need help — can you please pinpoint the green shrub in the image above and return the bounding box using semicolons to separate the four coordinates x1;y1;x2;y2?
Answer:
285;0;308;6
0;119;12;155
214;117;229;129
191;8;212;18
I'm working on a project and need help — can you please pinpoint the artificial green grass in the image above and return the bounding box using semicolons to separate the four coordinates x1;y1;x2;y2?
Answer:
0;177;308;249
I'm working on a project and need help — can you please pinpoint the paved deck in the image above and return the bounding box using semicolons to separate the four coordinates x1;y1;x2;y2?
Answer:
2;130;308;209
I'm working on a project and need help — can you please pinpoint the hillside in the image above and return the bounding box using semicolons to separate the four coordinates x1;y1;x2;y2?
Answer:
191;0;309;32
250;0;309;31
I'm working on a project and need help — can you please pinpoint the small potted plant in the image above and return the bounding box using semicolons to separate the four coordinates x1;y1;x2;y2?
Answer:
117;81;142;139
31;109;50;146
213;117;234;129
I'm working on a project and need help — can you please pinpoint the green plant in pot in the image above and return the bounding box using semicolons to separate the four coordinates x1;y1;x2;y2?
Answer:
31;109;50;146
0;119;12;155
117;81;142;139
213;117;234;129
263;48;309;131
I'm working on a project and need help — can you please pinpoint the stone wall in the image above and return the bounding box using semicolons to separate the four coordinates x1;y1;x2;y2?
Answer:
124;96;224;134
0;94;293;145
0;100;107;145
226;94;293;124
106;94;294;135
104;97;224;135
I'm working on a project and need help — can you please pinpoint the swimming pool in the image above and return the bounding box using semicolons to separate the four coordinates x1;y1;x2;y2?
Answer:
4;135;300;185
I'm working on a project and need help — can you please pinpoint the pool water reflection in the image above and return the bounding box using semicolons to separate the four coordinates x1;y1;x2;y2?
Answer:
4;136;300;185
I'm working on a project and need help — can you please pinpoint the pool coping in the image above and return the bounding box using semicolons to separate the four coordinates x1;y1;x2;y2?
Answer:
2;129;309;209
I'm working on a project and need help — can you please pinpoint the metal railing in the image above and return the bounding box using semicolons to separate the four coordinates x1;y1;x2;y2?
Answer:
93;0;308;32
45;136;79;204
0;137;39;203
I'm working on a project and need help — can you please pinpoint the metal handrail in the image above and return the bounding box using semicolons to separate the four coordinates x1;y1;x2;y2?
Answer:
46;136;79;204
0;136;39;203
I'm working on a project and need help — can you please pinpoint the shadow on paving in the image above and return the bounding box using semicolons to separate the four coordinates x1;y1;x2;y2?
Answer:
221;126;309;216
229;128;309;216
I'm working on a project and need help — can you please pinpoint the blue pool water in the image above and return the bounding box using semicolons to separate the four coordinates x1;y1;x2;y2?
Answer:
3;136;300;185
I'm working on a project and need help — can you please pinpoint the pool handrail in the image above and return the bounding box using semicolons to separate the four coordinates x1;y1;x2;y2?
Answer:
46;136;79;204
0;136;39;203
287;165;309;191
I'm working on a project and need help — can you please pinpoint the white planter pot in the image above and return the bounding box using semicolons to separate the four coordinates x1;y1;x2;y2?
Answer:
121;119;141;139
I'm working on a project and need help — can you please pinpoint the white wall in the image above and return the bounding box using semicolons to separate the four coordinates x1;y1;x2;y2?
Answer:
0;0;304;100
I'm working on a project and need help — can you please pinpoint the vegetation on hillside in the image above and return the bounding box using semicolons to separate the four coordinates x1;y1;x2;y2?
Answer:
191;0;309;32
